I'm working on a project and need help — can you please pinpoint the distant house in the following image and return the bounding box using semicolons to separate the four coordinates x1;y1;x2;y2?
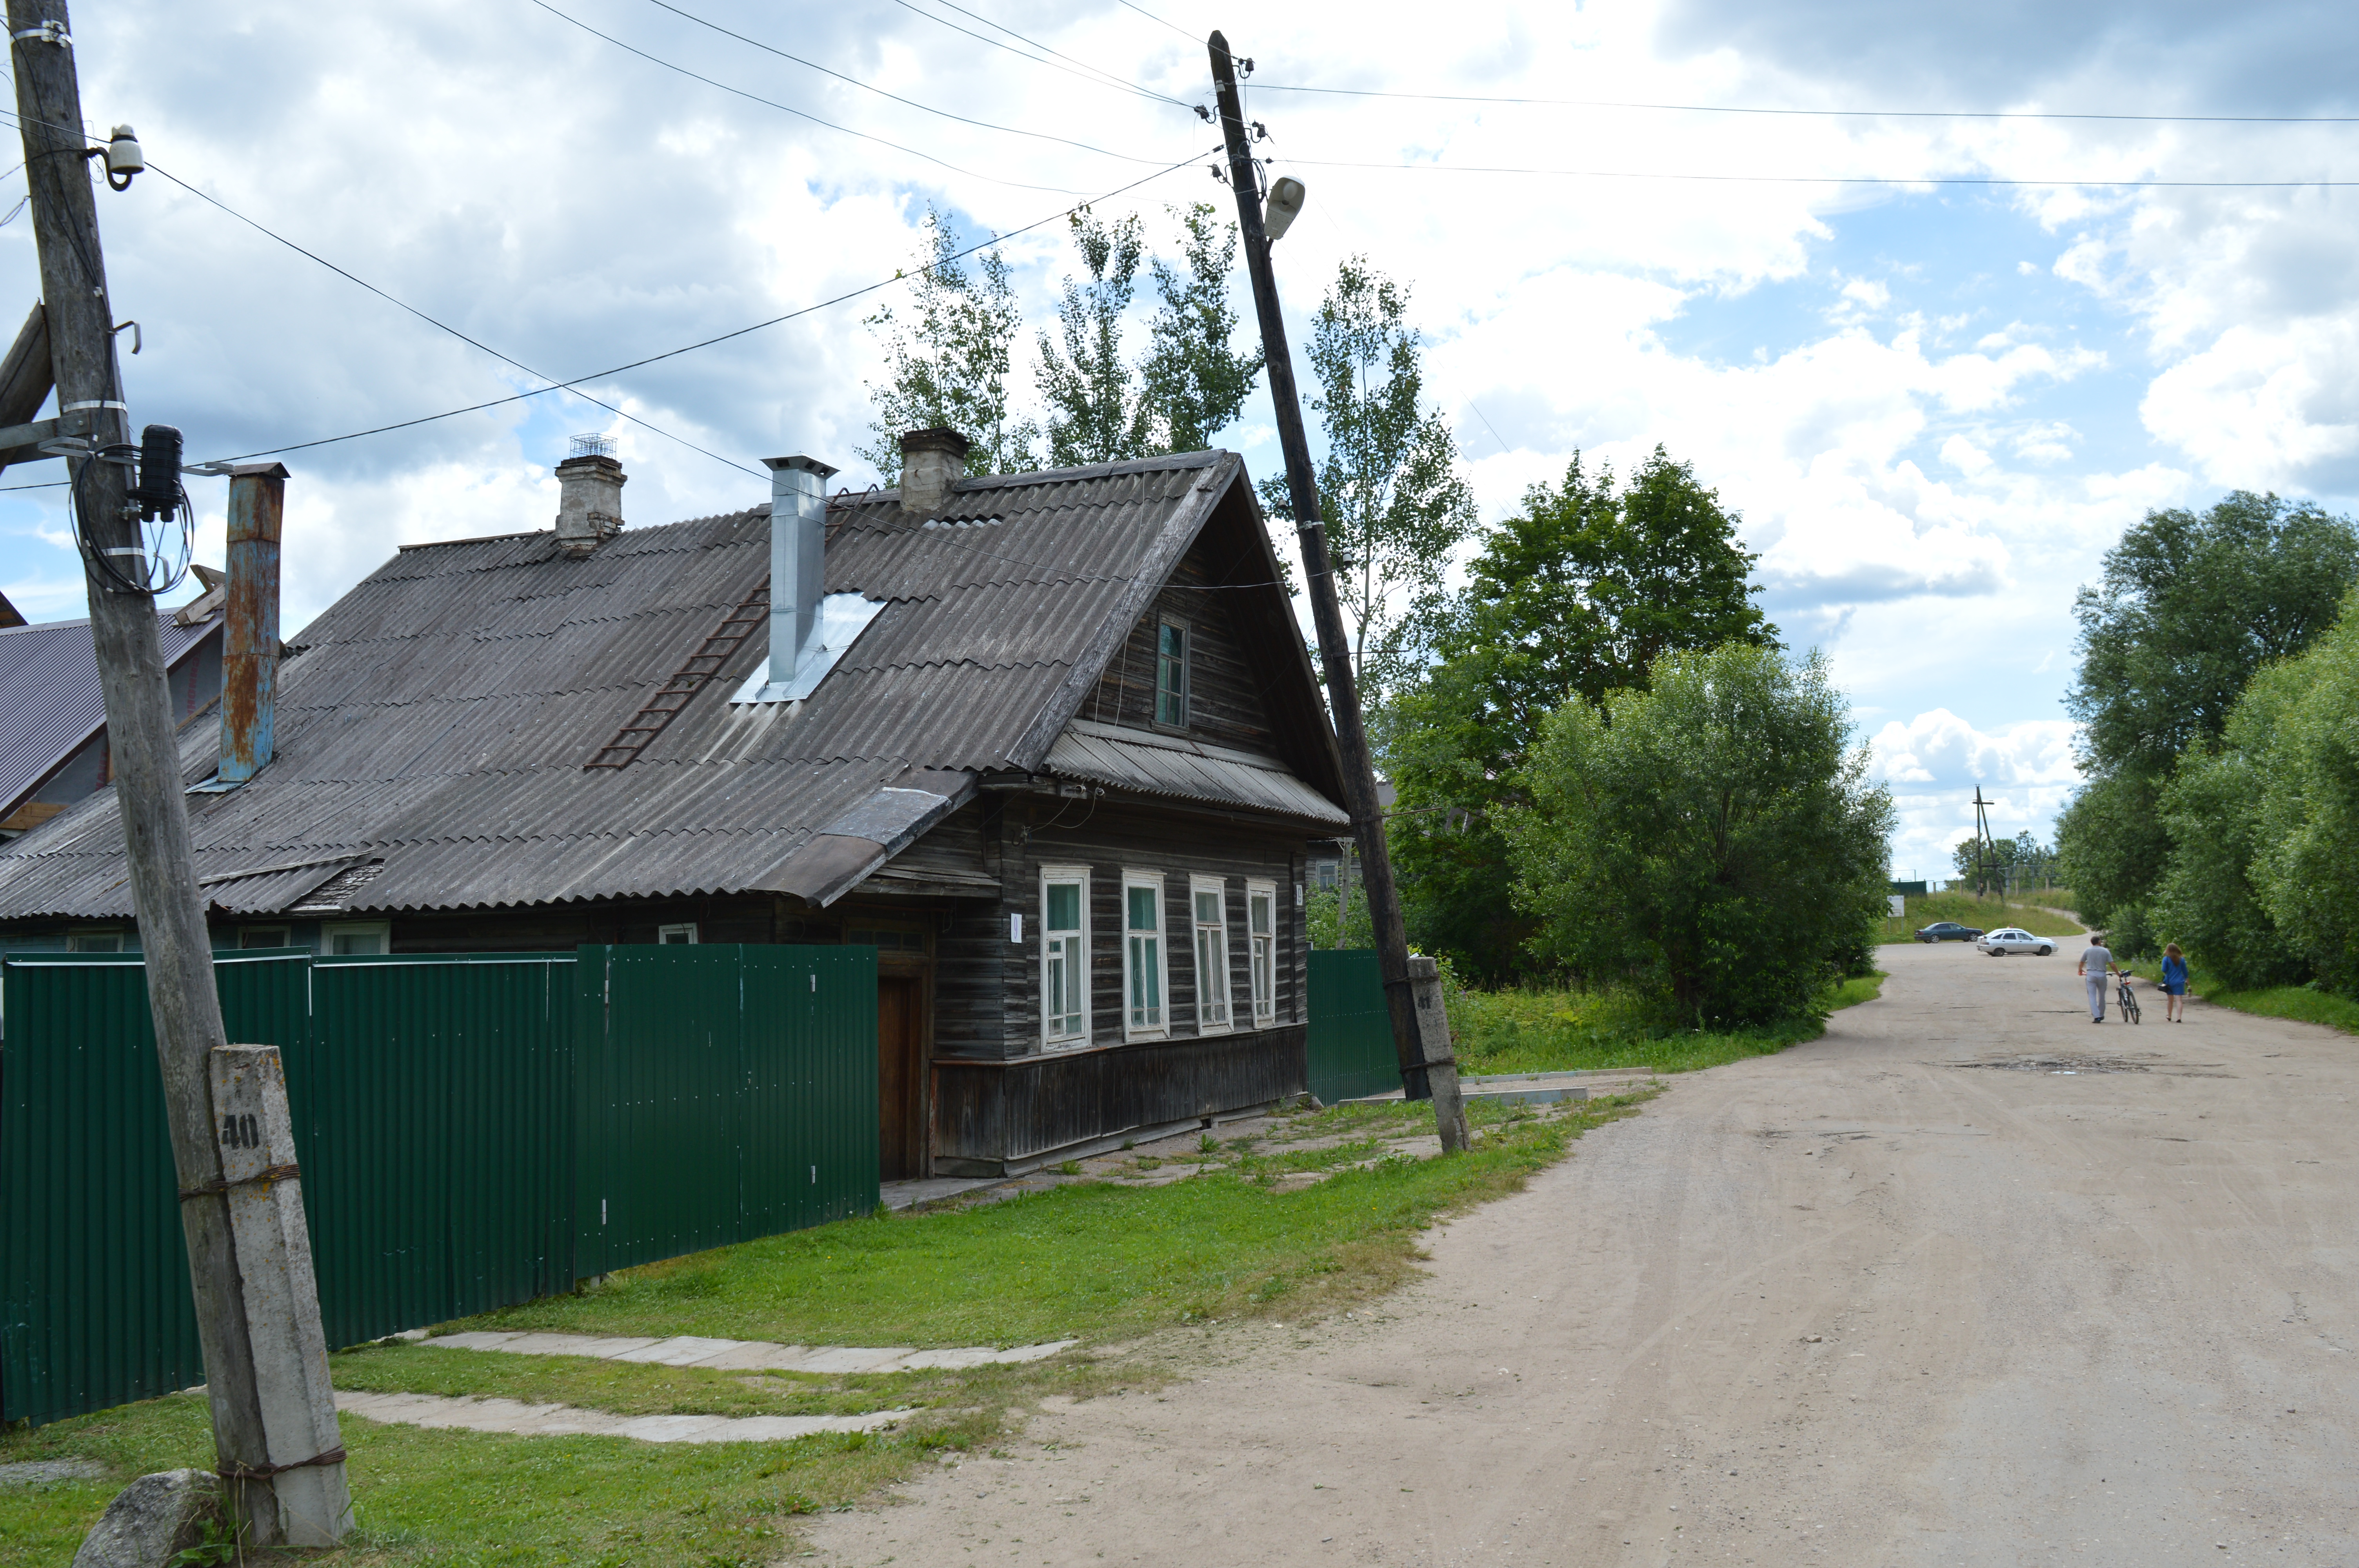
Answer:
0;577;225;849
0;432;1350;1179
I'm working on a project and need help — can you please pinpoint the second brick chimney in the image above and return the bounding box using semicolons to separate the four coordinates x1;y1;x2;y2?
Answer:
898;427;969;516
555;434;626;556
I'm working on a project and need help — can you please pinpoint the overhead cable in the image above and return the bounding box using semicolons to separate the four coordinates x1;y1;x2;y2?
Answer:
881;0;1195;111
1113;0;1199;45
1252;83;2359;125
639;0;1174;164
140;163;760;475
527;0;1102;195
195;148;1216;468
1272;155;2359;189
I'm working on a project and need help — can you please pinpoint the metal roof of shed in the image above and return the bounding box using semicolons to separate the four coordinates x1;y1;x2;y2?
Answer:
0;609;222;820
0;451;1345;919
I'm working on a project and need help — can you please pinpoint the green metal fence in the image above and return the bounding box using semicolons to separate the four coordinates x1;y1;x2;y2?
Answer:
1306;950;1400;1105
575;945;878;1277
1;944;875;1427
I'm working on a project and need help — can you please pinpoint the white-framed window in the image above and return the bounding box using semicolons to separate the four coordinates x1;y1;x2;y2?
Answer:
657;922;698;945
323;921;390;956
1247;880;1276;1025
1041;865;1090;1048
1155;618;1189;726
1190;875;1232;1032
240;925;291;950
1122;871;1167;1037
66;928;123;953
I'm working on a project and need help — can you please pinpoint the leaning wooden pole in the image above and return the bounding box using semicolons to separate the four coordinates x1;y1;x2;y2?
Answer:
1208;30;1468;1151
7;2;334;1543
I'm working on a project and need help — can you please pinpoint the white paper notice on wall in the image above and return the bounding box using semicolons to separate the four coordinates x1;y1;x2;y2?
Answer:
1010;911;1024;944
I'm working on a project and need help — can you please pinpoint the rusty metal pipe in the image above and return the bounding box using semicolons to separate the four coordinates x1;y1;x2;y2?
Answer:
217;463;286;786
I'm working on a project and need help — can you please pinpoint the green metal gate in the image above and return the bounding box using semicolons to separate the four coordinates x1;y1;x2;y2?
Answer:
0;950;311;1427
2;944;875;1427
574;945;878;1277
1306;950;1399;1106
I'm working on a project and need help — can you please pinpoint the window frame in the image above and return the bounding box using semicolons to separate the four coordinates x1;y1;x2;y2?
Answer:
656;922;699;946
1039;864;1092;1049
322;920;391;957
1246;879;1277;1026
239;925;292;951
1154;616;1190;728
65;928;123;953
1121;869;1169;1040
1190;875;1233;1034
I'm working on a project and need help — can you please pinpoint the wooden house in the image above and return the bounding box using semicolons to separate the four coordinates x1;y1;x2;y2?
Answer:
0;432;1350;1179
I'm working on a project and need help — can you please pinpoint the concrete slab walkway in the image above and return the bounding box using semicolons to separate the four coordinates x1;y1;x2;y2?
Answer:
416;1330;1078;1374
334;1389;915;1444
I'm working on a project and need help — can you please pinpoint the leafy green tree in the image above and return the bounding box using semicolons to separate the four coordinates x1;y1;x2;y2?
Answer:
859;206;1031;480
1138;202;1263;454
1506;642;1892;1026
1037;211;1149;467
2058;492;2359;934
1378;449;1776;982
2053;770;2168;945
2152;661;2308;989
1266;259;1476;703
2252;596;2359;993
1948;829;2059;891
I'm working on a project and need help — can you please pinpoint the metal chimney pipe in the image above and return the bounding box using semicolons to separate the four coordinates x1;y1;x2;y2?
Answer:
765;455;838;684
216;462;287;786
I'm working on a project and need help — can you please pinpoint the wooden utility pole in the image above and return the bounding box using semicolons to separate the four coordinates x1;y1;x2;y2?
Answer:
7;2;317;1543
1208;31;1468;1152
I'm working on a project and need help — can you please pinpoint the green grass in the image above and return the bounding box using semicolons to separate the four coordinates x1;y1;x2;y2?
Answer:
1447;971;1884;1078
449;1092;1650;1348
1877;891;2084;944
2123;960;2359;1035
0;1385;1005;1567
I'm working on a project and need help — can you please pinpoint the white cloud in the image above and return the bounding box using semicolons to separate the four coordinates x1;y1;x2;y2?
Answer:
1868;709;2083;874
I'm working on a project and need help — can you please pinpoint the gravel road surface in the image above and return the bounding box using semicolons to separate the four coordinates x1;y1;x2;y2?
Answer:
808;941;2357;1566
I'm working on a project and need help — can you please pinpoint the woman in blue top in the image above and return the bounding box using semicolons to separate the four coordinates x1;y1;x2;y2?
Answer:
2160;942;2190;1022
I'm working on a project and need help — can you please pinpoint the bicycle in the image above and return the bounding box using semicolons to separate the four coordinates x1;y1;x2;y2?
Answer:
2115;974;2141;1025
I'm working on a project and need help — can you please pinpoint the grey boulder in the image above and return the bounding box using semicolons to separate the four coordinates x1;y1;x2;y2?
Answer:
71;1468;221;1568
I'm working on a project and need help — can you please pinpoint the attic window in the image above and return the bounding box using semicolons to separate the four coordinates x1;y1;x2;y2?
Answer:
1156;619;1189;727
920;514;1003;529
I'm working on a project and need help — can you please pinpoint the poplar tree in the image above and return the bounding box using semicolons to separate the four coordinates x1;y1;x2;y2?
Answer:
860;205;1032;480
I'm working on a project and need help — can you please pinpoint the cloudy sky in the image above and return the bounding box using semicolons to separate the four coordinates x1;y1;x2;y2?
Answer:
3;0;2354;875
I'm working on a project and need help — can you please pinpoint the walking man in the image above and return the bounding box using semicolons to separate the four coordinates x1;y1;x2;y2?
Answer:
2077;933;2117;1023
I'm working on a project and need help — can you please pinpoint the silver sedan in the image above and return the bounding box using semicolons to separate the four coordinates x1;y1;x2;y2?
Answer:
1977;927;2055;956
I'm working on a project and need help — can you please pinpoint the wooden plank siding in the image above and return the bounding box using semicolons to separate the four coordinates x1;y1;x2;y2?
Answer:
1079;537;1279;757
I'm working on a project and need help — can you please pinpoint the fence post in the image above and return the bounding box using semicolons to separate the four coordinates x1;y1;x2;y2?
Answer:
207;1046;353;1545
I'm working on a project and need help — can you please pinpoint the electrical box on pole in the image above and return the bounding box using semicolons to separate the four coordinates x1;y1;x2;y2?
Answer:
7;1;348;1543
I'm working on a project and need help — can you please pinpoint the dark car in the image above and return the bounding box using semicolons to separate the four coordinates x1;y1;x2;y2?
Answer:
1916;922;1984;943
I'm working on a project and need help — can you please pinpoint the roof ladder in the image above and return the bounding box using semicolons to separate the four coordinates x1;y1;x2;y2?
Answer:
584;578;770;769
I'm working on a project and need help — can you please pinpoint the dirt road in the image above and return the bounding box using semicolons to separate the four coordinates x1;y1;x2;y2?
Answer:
809;942;2358;1566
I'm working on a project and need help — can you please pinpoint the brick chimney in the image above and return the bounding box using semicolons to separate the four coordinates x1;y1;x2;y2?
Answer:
898;427;969;515
555;434;625;557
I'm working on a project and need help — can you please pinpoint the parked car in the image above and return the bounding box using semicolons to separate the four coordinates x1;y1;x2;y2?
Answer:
1916;921;1984;943
1977;927;2055;956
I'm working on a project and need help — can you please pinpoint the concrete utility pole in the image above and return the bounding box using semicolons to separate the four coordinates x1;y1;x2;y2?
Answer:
9;2;346;1544
1208;30;1469;1152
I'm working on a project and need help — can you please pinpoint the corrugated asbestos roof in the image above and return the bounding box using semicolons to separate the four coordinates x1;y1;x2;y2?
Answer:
0;610;222;817
1049;719;1350;827
0;451;1345;919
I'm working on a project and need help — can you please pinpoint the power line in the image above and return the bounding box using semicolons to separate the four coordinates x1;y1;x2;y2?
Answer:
197;148;1216;467
1272;155;2359;189
639;0;1175;165
1113;0;1200;46
130;160;761;477
1252;83;2359;125
882;0;1196;112
526;0;1101;195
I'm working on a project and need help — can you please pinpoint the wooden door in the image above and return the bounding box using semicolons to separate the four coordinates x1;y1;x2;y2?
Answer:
878;976;925;1180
